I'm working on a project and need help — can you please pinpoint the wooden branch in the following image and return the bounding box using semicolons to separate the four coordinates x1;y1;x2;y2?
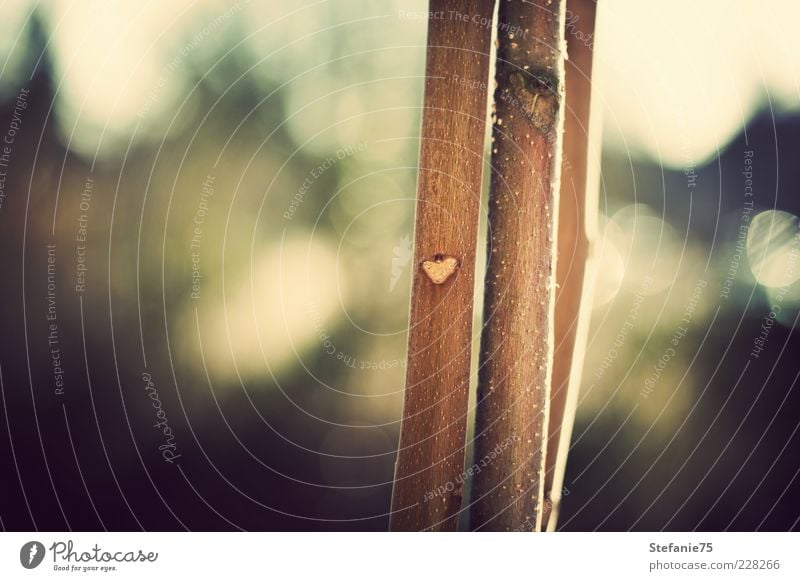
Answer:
470;0;566;532
543;0;600;531
390;0;494;531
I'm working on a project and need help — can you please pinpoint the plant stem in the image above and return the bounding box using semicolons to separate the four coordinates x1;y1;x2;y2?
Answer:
390;0;494;532
543;0;600;531
470;0;566;532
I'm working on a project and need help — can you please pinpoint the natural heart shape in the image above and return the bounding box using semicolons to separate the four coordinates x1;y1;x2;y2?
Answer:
421;254;459;284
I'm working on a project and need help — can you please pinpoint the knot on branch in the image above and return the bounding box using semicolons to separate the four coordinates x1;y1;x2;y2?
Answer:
505;71;560;135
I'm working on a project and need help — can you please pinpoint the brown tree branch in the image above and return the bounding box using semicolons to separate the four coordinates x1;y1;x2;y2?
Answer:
543;0;600;530
390;0;495;532
470;0;566;531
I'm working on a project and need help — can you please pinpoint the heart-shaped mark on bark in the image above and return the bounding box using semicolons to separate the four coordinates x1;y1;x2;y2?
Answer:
421;254;459;284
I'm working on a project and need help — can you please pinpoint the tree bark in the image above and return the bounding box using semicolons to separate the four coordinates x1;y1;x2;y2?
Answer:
390;0;494;531
543;0;600;530
470;0;566;531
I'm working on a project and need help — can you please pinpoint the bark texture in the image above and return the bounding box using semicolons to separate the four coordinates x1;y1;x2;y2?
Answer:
390;0;494;531
543;0;598;530
471;0;566;531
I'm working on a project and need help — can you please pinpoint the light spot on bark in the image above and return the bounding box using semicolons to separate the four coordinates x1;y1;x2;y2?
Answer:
421;254;459;284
